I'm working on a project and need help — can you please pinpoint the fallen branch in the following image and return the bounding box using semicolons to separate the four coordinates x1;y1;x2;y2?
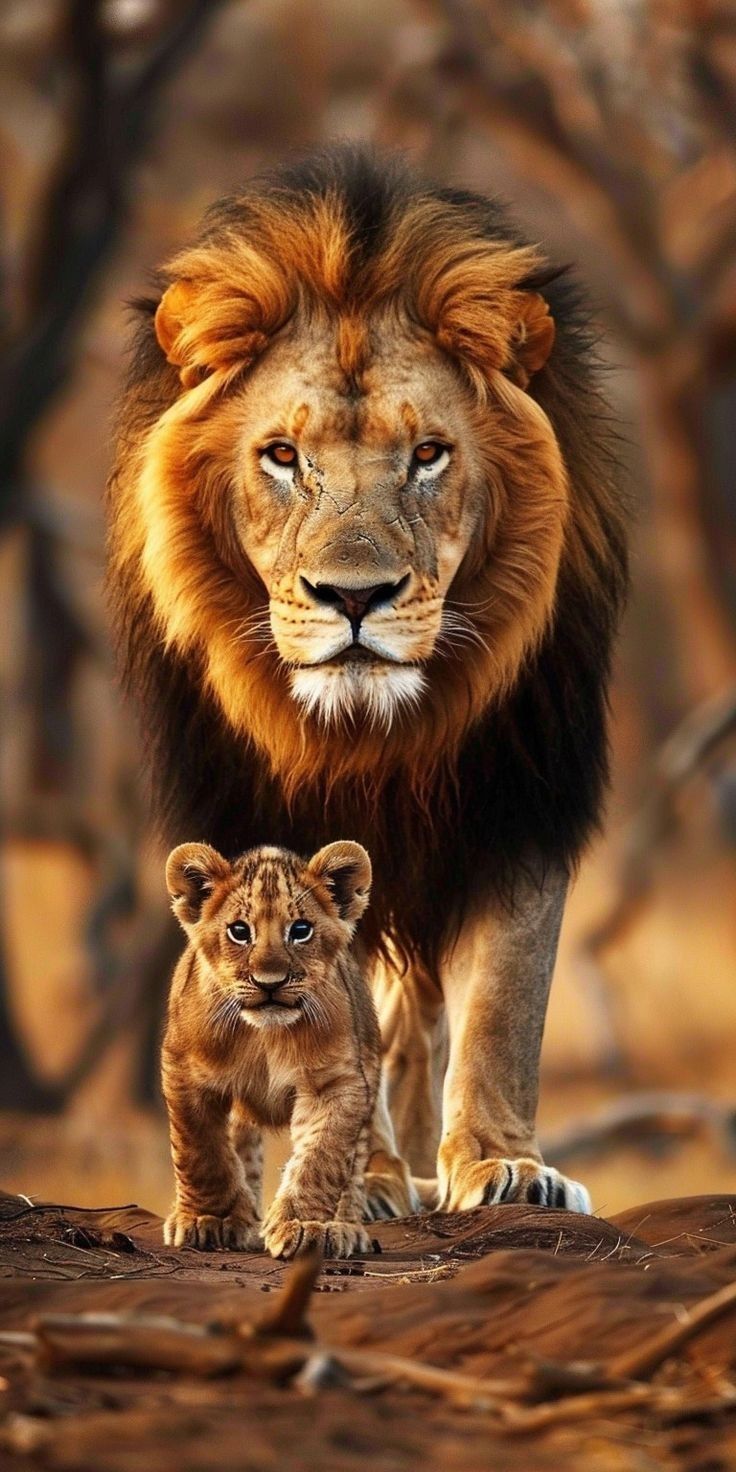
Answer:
244;1245;320;1340
296;1346;519;1410
500;1383;676;1432
610;1279;736;1381
35;1314;242;1377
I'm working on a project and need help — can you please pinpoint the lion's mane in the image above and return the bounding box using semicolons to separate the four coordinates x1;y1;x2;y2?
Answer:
107;146;628;974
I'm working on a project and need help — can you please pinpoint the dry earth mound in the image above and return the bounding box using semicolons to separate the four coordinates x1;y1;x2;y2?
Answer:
0;1191;734;1470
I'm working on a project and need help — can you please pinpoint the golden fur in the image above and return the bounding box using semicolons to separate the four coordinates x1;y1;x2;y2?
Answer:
110;184;615;801
162;840;380;1259
109;148;629;1221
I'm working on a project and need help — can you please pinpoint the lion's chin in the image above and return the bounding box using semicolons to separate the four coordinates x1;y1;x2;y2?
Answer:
240;1005;302;1030
290;660;427;728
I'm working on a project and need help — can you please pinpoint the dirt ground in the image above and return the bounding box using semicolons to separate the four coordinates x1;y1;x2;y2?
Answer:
0;1190;735;1471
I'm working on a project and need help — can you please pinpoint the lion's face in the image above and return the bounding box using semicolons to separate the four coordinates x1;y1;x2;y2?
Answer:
228;316;487;725
128;180;574;784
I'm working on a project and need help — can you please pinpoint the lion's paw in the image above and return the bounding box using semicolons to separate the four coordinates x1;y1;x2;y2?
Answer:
364;1150;421;1221
163;1200;262;1251
441;1157;591;1214
263;1215;373;1260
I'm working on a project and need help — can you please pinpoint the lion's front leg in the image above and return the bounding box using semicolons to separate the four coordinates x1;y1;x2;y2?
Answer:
336;1121;370;1223
363;1075;421;1220
162;1075;262;1250
437;868;591;1215
262;1084;374;1260
364;949;445;1219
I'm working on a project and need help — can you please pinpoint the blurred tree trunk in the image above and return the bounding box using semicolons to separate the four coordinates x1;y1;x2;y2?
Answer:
0;959;56;1111
0;0;224;1112
640;361;735;701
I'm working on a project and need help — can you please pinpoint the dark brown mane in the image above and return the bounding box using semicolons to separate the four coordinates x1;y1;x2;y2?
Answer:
107;145;628;978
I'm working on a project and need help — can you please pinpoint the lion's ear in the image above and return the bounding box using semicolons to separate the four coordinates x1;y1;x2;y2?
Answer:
166;842;231;928
155;281;202;384
308;841;372;926
506;292;555;389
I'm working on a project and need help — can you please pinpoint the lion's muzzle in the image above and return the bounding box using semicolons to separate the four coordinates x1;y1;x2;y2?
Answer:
300;574;410;641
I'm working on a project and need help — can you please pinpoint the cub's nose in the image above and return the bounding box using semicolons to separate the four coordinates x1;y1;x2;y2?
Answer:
250;972;289;993
300;575;409;636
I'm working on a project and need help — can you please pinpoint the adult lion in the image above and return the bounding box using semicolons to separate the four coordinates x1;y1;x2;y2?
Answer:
108;146;627;1218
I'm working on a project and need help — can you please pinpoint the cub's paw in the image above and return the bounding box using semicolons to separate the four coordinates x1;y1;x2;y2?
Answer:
441;1157;592;1214
364;1150;421;1221
163;1201;262;1251
263;1216;373;1261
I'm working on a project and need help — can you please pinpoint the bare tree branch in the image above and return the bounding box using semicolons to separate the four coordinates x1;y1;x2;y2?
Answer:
0;0;223;526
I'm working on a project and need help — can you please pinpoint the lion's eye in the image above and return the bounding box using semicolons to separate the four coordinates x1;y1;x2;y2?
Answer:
288;919;313;943
227;921;252;945
412;441;450;473
262;442;297;468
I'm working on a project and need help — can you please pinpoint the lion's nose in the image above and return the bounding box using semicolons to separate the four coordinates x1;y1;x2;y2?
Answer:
250;972;288;993
301;575;409;635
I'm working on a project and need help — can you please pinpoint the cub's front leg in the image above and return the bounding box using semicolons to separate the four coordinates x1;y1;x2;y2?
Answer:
336;1121;371;1225
162;1068;262;1250
263;1082;373;1260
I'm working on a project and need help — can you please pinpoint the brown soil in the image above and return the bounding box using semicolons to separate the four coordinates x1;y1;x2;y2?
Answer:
0;1191;735;1470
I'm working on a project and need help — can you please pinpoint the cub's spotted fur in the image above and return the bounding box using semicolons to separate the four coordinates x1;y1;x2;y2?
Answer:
162;840;380;1259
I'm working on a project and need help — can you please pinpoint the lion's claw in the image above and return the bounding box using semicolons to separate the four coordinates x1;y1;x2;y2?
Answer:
164;1201;262;1251
263;1216;373;1260
364;1150;421;1221
442;1157;591;1214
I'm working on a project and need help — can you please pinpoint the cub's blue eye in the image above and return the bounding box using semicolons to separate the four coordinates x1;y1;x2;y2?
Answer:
288;919;313;943
227;921;251;945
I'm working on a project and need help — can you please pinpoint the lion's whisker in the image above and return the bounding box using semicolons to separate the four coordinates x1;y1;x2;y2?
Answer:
446;595;496;613
439;617;492;656
210;995;242;1038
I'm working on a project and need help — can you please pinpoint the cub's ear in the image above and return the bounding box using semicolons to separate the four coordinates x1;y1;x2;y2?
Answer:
166;843;231;927
308;842;372;926
506;292;555;389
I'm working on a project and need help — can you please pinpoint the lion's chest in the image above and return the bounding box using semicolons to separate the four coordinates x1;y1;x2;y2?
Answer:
232;1048;296;1130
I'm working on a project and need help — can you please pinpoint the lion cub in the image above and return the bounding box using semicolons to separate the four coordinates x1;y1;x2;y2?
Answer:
162;839;380;1260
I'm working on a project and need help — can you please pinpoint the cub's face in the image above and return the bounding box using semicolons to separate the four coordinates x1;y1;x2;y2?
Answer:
209;316;490;727
166;841;371;1032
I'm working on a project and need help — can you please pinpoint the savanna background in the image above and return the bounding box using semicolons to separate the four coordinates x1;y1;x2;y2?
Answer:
0;0;734;1222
